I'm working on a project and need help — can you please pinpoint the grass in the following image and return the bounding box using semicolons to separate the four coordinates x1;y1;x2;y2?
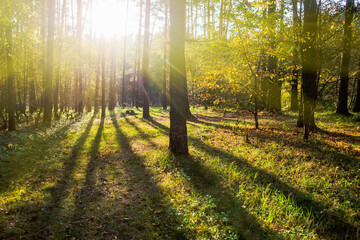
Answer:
0;107;359;239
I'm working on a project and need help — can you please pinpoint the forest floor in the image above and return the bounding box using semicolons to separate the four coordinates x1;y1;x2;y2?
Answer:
0;107;359;240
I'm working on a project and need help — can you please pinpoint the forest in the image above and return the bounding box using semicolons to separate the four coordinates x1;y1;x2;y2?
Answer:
0;0;359;239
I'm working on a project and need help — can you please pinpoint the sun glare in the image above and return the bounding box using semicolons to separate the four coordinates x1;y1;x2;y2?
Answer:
93;0;138;38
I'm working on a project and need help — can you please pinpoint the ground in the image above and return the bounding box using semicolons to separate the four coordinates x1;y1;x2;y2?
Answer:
0;108;359;239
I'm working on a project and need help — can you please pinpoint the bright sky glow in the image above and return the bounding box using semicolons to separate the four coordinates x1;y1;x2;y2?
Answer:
93;0;139;38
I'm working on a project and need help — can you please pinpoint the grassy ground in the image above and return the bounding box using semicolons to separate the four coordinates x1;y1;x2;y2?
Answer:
0;107;359;239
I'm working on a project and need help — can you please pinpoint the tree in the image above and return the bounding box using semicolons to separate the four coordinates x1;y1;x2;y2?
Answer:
336;0;354;115
43;0;55;124
353;63;360;112
6;24;16;131
290;0;299;112
169;0;188;155
162;0;168;110
101;37;106;118
302;0;318;140
142;0;151;118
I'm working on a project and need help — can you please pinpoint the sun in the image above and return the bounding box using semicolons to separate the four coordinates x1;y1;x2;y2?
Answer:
92;0;138;38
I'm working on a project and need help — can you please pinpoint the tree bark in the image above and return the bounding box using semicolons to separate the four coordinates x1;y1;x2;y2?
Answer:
142;0;151;118
162;0;168;110
302;0;318;140
336;0;354;115
43;0;55;124
6;25;16;131
169;0;188;155
267;0;281;112
353;64;360;112
291;0;299;112
101;37;106;118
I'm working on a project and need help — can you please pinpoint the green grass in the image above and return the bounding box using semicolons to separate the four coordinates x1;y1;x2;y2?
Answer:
0;107;359;239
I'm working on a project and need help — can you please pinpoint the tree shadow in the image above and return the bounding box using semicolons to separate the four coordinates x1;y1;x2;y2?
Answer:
67;117;105;238
0;119;80;192
132;117;278;239
102;113;188;239
175;154;279;240
3;115;96;239
142;118;359;240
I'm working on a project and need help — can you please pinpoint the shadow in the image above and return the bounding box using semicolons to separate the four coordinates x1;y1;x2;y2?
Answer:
87;113;187;239
316;128;360;142
143;118;359;239
123;116;158;148
6;115;97;239
0;118;80;193
68;117;105;238
132;117;278;239
175;154;277;240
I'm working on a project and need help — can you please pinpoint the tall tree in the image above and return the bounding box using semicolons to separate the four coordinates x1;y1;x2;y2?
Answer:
267;0;281;112
43;0;55;124
122;0;130;107
291;0;300;112
162;0;168;110
108;39;116;110
169;0;188;155
6;25;16;131
76;0;84;113
353;63;360;112
336;0;354;115
142;0;151;118
302;0;318;139
101;37;106;118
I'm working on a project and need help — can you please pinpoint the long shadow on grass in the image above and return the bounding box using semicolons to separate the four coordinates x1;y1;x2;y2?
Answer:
9;115;97;239
110;113;188;239
0;119;79;192
67;117;105;238
175;154;281;240
137;118;278;239
143;119;359;240
188;119;359;180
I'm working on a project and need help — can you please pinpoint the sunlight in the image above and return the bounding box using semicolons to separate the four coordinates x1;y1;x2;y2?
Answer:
92;0;138;38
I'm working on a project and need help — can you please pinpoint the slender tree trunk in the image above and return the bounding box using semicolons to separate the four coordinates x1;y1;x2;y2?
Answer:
122;0;130;107
94;42;100;113
142;0;151;118
76;0;83;113
302;0;318;140
163;0;168;110
44;0;55;124
6;25;16;131
291;0;299;112
101;38;106;117
169;0;188;155
353;64;360;112
267;0;281;112
336;0;354;115
109;40;116;110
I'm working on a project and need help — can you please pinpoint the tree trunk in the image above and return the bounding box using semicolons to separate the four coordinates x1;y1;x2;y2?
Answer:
43;0;55;124
291;0;299;112
109;42;116;111
163;0;168;110
302;0;318;140
6;25;16;131
101;38;106;118
336;0;354;115
142;0;151;118
94;43;100;114
122;0;130;107
267;0;281;112
353;64;360;112
76;0;83;114
169;0;188;155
